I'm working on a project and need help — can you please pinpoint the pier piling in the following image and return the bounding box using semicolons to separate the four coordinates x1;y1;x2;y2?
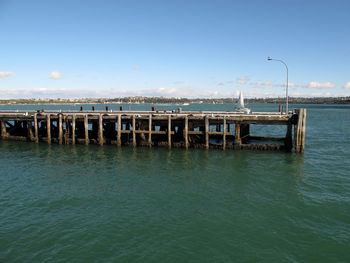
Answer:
46;114;51;144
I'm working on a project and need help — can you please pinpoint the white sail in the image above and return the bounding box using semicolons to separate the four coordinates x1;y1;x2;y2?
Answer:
238;91;245;108
235;90;251;114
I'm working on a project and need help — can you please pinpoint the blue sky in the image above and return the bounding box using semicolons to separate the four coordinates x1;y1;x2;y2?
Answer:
0;0;349;98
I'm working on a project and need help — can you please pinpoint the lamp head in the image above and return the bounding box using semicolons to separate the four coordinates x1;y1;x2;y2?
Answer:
267;56;272;61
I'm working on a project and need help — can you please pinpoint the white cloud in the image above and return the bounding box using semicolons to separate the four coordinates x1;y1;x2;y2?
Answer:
236;76;249;85
343;82;350;89
257;81;273;86
50;71;63;79
0;72;14;79
0;87;236;99
305;81;336;89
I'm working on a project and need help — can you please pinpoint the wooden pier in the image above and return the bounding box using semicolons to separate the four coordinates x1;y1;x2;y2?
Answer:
0;108;306;153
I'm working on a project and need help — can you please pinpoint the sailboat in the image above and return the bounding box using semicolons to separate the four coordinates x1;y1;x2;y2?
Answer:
235;91;251;114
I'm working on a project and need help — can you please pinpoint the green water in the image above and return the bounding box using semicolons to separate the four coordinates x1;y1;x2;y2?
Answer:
1;104;349;262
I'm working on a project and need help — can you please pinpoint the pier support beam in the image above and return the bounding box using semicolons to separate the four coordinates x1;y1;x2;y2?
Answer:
234;123;241;149
148;114;152;147
27;120;34;141
295;109;307;153
34;113;39;143
223;117;226;150
132;115;136;147
46;114;51;144
1;120;8;138
84;114;89;145
285;119;293;152
98;114;103;146
117;115;121;147
205;116;209;149
184;116;189;149
168;115;171;149
58;114;63;145
72;115;76;145
63;116;69;144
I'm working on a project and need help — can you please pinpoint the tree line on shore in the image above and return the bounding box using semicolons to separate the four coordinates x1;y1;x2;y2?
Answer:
1;96;350;105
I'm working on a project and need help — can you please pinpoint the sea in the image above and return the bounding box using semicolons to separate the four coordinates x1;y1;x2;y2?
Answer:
0;103;349;263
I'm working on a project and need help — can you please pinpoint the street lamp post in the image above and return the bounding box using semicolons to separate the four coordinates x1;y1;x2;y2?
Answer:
267;56;289;114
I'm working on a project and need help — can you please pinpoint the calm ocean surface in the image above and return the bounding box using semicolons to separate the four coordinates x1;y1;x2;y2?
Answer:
1;103;349;262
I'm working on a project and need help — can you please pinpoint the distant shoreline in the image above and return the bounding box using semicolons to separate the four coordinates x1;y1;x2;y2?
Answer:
1;96;350;105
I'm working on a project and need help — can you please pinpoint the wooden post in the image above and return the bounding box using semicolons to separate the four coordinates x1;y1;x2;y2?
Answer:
184;116;189;149
148;114;152;146
98;114;103;146
223;117;226;150
0;120;7;138
132;115;136;147
84;114;89;145
63;116;69;144
205;116;209;149
34;113;39;143
285;119;293;152
46;114;51;144
58;114;63;145
72;115;76;145
27;120;34;141
234;123;241;149
301;109;307;152
295;109;307;153
168;115;171;149
117;114;121;147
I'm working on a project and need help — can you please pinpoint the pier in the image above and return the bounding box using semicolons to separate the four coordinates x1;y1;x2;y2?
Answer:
0;108;306;153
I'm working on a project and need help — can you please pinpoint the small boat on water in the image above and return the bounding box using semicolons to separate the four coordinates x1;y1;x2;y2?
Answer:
183;103;190;106
235;91;251;114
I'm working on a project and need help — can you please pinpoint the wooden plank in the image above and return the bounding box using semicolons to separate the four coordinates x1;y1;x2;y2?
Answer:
249;136;285;141
188;131;204;135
